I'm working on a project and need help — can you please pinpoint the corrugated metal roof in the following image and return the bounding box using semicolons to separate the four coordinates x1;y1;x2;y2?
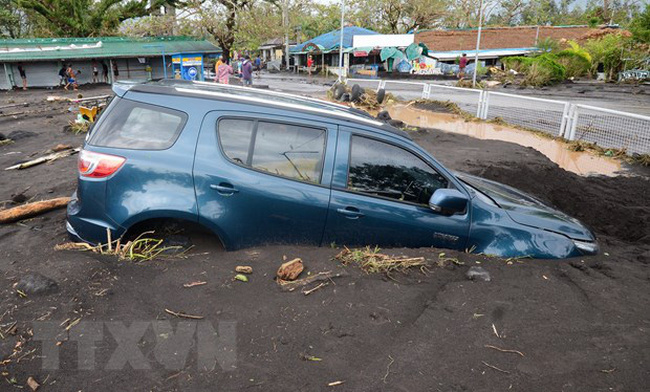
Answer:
0;36;221;62
291;26;378;53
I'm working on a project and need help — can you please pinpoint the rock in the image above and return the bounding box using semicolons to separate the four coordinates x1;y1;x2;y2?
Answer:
14;273;59;295
466;266;491;282
376;110;392;122
7;130;36;140
387;119;404;128
235;266;253;274
27;376;39;391
0;132;6;140
277;258;304;281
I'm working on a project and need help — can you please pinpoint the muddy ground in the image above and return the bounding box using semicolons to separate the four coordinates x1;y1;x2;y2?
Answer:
0;85;648;391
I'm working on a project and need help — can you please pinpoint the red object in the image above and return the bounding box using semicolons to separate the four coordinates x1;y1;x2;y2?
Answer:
78;150;126;178
459;56;468;68
307;58;314;67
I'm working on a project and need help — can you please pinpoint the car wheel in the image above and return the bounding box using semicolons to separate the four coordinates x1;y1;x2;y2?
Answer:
338;92;351;102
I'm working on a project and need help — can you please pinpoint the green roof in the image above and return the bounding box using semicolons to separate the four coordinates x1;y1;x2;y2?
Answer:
0;36;221;62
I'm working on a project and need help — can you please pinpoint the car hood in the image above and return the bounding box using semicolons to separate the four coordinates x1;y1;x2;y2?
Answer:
456;172;595;241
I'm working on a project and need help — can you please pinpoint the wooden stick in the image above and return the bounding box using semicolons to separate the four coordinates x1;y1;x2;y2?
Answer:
0;197;70;224
164;308;204;320
484;344;525;357
5;148;79;170
303;282;328;296
278;270;348;292
482;361;510;374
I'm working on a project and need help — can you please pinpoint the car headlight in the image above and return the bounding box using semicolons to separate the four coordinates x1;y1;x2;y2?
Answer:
573;239;599;255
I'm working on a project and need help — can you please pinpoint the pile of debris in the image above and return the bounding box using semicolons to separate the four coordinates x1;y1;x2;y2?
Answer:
327;83;394;110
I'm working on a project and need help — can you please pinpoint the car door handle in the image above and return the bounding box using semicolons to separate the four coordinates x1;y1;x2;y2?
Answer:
337;207;364;219
210;183;239;195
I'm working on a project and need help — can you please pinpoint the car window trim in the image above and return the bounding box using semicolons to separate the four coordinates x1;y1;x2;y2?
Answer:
87;97;189;152
339;133;452;209
216;115;329;186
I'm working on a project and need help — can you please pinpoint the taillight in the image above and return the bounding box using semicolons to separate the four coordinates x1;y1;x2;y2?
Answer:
78;150;126;178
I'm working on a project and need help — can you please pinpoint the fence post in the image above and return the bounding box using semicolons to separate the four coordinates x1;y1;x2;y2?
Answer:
567;105;579;141
476;90;483;118
377;80;386;93
481;91;490;120
559;102;570;137
422;84;431;99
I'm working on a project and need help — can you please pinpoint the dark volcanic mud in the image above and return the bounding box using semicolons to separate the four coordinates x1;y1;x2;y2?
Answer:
0;87;649;391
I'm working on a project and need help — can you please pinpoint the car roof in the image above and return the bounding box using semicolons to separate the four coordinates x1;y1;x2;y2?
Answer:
115;80;412;141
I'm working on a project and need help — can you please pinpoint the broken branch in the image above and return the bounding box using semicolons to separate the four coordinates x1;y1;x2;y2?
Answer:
0;197;70;224
484;344;525;357
164;308;204;320
278;270;348;292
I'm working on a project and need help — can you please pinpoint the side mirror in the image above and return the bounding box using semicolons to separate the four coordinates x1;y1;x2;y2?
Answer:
429;189;468;215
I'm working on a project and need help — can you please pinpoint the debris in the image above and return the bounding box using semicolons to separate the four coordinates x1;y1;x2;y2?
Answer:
164;308;204;320
466;266;491;281
26;376;39;391
0;197;70;224
55;230;188;262
301;354;322;361
276;258;304;281
183;281;207;288
278;270;348;292
234;274;249;282
484;344;525;357
5;148;80;170
481;361;510;374
383;355;395;383
327;381;344;387
51;144;73;152
335;246;427;274
13;273;59;295
600;368;616;374
302;282;328;296
235;266;253;274
64;317;82;332
492;323;501;338
0;139;12;147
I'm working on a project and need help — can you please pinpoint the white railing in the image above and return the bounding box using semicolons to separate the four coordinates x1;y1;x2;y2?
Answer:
344;77;650;155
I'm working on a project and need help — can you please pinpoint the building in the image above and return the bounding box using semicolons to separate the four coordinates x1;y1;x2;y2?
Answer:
258;37;297;63
0;36;221;90
290;26;378;76
415;25;619;65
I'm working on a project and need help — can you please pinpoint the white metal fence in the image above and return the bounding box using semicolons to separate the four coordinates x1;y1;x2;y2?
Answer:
346;78;650;155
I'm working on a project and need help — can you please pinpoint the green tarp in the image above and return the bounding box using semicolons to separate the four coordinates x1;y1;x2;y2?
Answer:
380;47;404;61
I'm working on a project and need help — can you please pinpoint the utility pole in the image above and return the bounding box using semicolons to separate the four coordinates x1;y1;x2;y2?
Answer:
283;0;290;70
338;0;345;81
472;0;484;88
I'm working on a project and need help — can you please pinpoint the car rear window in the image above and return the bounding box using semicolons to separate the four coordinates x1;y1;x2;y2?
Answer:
89;98;187;150
218;118;326;184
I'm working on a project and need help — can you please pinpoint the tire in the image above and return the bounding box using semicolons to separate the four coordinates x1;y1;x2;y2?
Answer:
376;88;386;104
338;92;351;102
350;84;364;101
333;84;346;100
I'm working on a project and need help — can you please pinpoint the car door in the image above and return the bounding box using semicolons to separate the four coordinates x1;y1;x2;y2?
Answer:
193;111;337;250
322;128;471;249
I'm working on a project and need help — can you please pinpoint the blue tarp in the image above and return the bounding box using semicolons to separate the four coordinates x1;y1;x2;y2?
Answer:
290;26;379;53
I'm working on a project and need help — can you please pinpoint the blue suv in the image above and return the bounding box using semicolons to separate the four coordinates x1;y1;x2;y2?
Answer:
67;80;598;259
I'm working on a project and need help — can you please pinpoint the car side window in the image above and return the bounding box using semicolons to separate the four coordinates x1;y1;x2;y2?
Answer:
89;99;187;150
218;118;326;184
348;136;448;205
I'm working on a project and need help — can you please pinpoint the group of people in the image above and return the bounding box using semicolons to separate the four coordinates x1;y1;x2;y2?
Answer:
213;55;262;86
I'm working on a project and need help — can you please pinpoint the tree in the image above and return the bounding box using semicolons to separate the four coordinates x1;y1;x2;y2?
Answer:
628;4;650;43
353;0;448;33
0;0;30;38
16;0;173;37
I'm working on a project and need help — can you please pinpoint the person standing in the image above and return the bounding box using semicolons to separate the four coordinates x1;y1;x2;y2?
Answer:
91;60;99;83
58;64;67;86
214;56;223;82
101;62;109;83
241;56;253;86
112;61;119;81
458;53;468;79
306;55;314;77
17;65;27;90
64;65;78;91
254;55;261;77
217;60;233;85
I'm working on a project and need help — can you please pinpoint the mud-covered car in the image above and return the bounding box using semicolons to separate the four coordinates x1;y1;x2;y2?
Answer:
67;80;598;259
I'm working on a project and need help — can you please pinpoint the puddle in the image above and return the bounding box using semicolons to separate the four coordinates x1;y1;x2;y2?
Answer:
387;104;623;177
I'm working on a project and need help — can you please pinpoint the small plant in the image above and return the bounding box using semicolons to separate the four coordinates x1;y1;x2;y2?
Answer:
335;246;427;274
55;230;190;261
67;120;90;134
